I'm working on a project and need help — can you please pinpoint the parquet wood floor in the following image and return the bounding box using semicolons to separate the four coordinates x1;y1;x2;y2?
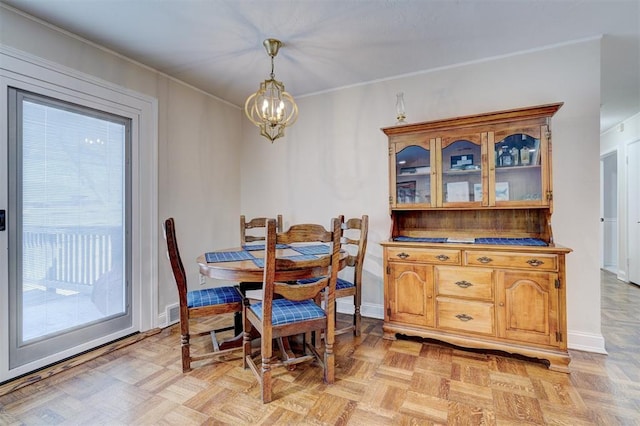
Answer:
1;271;638;425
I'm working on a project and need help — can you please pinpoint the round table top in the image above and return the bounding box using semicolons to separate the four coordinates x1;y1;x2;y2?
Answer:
197;245;348;282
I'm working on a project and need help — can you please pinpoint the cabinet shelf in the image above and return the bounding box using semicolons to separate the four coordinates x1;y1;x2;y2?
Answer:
495;164;541;172
442;169;482;175
398;171;431;177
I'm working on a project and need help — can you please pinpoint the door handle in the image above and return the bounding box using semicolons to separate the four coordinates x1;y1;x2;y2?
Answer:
0;210;4;231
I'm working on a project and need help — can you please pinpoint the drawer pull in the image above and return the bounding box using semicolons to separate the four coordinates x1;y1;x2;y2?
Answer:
455;280;473;288
477;256;493;264
455;313;474;322
435;254;450;262
526;259;545;267
396;252;410;259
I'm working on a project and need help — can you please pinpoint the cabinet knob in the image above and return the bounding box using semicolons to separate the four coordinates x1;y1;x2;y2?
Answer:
477;256;493;264
435;254;450;262
455;280;473;288
499;302;504;306
526;259;544;267
397;252;410;259
455;313;473;322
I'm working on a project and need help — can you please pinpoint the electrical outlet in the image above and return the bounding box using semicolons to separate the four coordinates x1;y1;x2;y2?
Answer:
199;274;206;285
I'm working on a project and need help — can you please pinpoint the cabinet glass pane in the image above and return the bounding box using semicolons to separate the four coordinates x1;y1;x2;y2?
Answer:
442;140;482;203
396;145;430;205
495;133;541;202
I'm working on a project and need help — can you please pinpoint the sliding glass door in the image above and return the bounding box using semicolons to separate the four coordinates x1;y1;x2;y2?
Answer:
7;87;132;368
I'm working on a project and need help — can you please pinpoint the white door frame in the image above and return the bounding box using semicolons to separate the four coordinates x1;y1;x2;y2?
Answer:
628;139;640;285
600;150;618;273
0;46;158;381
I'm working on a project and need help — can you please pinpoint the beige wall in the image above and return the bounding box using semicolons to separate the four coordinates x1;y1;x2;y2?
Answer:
2;6;606;352
242;40;605;352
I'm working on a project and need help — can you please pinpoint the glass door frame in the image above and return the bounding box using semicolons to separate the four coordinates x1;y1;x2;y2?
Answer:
7;87;133;369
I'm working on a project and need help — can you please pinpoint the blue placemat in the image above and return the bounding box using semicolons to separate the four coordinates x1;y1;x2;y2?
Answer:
393;236;547;246
291;244;330;255
251;254;319;268
394;236;448;243
475;238;547;246
243;243;290;251
205;250;254;263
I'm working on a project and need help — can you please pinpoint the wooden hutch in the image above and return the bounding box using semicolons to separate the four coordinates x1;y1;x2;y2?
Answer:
380;103;572;372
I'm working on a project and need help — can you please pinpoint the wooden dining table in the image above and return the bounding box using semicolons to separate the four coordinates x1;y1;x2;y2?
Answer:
196;243;348;353
196;243;348;282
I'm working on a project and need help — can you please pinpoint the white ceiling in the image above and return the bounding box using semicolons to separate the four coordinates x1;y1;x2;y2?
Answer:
2;0;639;131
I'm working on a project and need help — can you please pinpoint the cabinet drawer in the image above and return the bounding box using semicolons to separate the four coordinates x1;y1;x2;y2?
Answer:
464;251;557;271
387;248;461;265
437;298;494;335
436;267;493;300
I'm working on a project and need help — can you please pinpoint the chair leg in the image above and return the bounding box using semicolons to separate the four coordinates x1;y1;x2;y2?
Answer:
354;291;362;337
180;333;191;373
324;341;335;384
261;336;273;403
242;334;252;370
243;303;251;370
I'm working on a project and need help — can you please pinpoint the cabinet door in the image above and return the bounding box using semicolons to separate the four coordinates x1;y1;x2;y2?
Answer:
489;125;551;207
496;270;560;346
438;132;485;207
391;141;435;208
386;262;434;326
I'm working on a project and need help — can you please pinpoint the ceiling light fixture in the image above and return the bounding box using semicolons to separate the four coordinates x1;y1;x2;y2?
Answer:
244;38;298;142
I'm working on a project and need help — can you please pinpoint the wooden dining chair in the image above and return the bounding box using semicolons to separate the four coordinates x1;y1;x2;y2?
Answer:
243;218;341;403
240;214;283;245
334;215;369;336
298;215;369;337
164;218;243;373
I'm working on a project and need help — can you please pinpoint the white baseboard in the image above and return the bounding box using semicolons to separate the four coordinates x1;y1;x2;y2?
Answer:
337;300;384;320
567;330;607;354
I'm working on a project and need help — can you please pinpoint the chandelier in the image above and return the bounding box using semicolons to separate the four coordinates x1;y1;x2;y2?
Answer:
244;39;298;142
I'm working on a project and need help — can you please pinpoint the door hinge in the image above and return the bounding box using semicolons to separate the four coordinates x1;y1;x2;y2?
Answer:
555;279;560;289
389;195;393;205
386;265;390;275
387;306;391;317
556;331;562;342
547;191;553;201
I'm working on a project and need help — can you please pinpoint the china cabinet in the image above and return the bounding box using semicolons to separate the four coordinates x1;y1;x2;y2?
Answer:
381;103;572;372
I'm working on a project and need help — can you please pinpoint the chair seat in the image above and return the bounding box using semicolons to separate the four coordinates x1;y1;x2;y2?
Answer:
187;286;242;308
250;298;326;326
298;277;354;290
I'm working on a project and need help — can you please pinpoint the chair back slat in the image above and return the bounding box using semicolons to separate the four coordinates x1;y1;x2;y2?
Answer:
275;278;329;301
276;223;333;244
240;214;283;244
